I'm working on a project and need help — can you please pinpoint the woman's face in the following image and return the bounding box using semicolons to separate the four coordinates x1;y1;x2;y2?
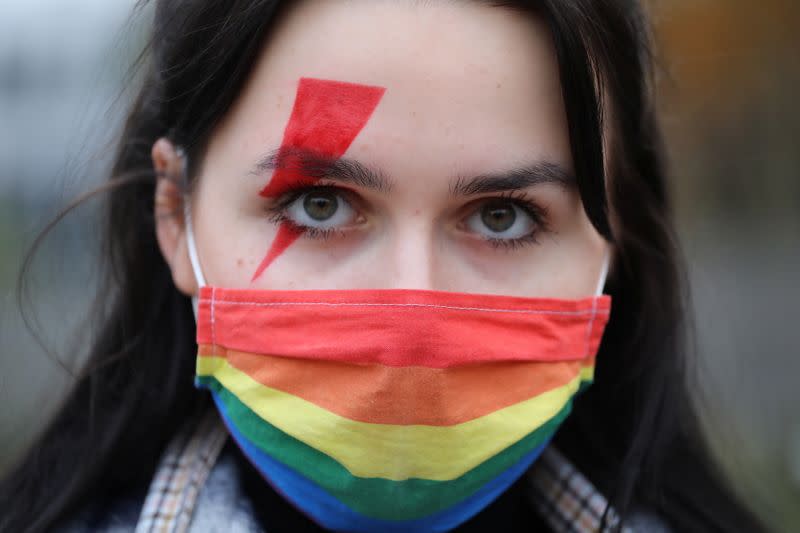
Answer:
156;0;608;299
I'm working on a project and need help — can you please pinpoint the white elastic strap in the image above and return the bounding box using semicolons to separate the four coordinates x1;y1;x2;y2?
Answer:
184;198;207;289
184;198;206;320
594;247;611;297
177;148;207;318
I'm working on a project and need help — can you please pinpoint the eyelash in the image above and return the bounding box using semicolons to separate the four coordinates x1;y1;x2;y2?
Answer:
264;184;550;250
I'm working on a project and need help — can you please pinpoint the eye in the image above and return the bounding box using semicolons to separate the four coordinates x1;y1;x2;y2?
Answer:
464;198;538;241
282;188;358;230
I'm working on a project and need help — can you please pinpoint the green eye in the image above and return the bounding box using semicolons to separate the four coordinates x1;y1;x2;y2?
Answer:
278;186;358;231
465;197;538;243
303;191;339;221
480;200;517;233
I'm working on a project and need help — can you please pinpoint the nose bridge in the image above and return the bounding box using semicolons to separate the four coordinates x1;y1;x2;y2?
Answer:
382;216;440;290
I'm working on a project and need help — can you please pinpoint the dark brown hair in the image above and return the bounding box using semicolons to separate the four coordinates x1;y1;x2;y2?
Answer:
1;1;763;531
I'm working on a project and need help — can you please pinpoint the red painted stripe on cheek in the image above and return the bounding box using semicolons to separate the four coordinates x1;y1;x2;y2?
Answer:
252;78;386;282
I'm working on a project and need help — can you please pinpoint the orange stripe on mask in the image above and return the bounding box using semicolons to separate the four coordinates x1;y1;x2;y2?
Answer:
198;344;594;426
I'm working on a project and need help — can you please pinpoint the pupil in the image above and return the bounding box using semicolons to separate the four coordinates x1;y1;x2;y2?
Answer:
481;201;516;232
303;192;338;221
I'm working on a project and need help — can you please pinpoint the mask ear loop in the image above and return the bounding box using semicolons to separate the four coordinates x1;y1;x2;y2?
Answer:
176;147;207;319
594;247;611;297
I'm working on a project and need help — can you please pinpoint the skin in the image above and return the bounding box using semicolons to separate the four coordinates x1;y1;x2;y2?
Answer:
154;0;608;299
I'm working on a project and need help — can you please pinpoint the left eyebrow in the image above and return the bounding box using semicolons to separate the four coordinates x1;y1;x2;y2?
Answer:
449;162;575;197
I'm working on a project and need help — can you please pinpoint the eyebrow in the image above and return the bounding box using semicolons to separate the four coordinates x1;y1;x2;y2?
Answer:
253;148;393;192
449;163;575;196
251;147;574;195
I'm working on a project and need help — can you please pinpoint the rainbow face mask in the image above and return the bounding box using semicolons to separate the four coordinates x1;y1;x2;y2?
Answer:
184;204;611;532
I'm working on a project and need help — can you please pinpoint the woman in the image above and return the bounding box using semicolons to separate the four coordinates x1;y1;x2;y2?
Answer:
0;0;764;531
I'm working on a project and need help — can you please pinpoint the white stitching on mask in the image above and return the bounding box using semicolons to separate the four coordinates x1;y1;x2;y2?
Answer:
197;298;610;317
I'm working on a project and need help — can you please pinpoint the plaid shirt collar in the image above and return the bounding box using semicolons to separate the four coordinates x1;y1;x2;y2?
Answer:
135;409;630;533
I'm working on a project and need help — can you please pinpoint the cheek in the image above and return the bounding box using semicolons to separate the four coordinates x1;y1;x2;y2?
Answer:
192;181;282;288
535;201;607;297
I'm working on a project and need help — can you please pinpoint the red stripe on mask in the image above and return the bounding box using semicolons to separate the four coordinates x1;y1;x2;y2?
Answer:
196;287;611;368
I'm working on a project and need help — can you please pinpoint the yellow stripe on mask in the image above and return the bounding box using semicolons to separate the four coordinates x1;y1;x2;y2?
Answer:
197;356;580;482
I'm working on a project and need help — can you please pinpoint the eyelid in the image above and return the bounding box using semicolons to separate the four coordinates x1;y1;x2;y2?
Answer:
264;183;366;233
455;190;548;224
269;182;361;210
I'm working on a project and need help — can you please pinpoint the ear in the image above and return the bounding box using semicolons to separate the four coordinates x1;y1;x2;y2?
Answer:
152;137;199;297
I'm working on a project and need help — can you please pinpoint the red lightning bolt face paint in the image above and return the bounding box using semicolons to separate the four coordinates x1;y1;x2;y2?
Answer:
253;77;386;282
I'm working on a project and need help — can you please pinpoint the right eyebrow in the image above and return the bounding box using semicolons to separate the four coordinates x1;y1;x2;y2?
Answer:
251;148;394;193
448;162;575;197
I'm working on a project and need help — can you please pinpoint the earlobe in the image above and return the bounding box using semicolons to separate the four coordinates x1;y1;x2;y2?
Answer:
152;137;198;297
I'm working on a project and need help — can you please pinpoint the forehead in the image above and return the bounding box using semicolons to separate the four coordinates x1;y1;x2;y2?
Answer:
210;0;571;177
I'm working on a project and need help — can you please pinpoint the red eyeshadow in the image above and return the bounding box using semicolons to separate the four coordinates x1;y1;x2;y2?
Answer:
252;77;386;282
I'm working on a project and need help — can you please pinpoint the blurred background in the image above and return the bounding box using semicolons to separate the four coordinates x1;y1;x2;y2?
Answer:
0;0;797;530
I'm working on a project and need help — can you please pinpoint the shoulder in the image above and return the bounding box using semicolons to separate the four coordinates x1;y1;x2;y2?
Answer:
186;442;264;532
525;446;674;533
56;443;260;533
